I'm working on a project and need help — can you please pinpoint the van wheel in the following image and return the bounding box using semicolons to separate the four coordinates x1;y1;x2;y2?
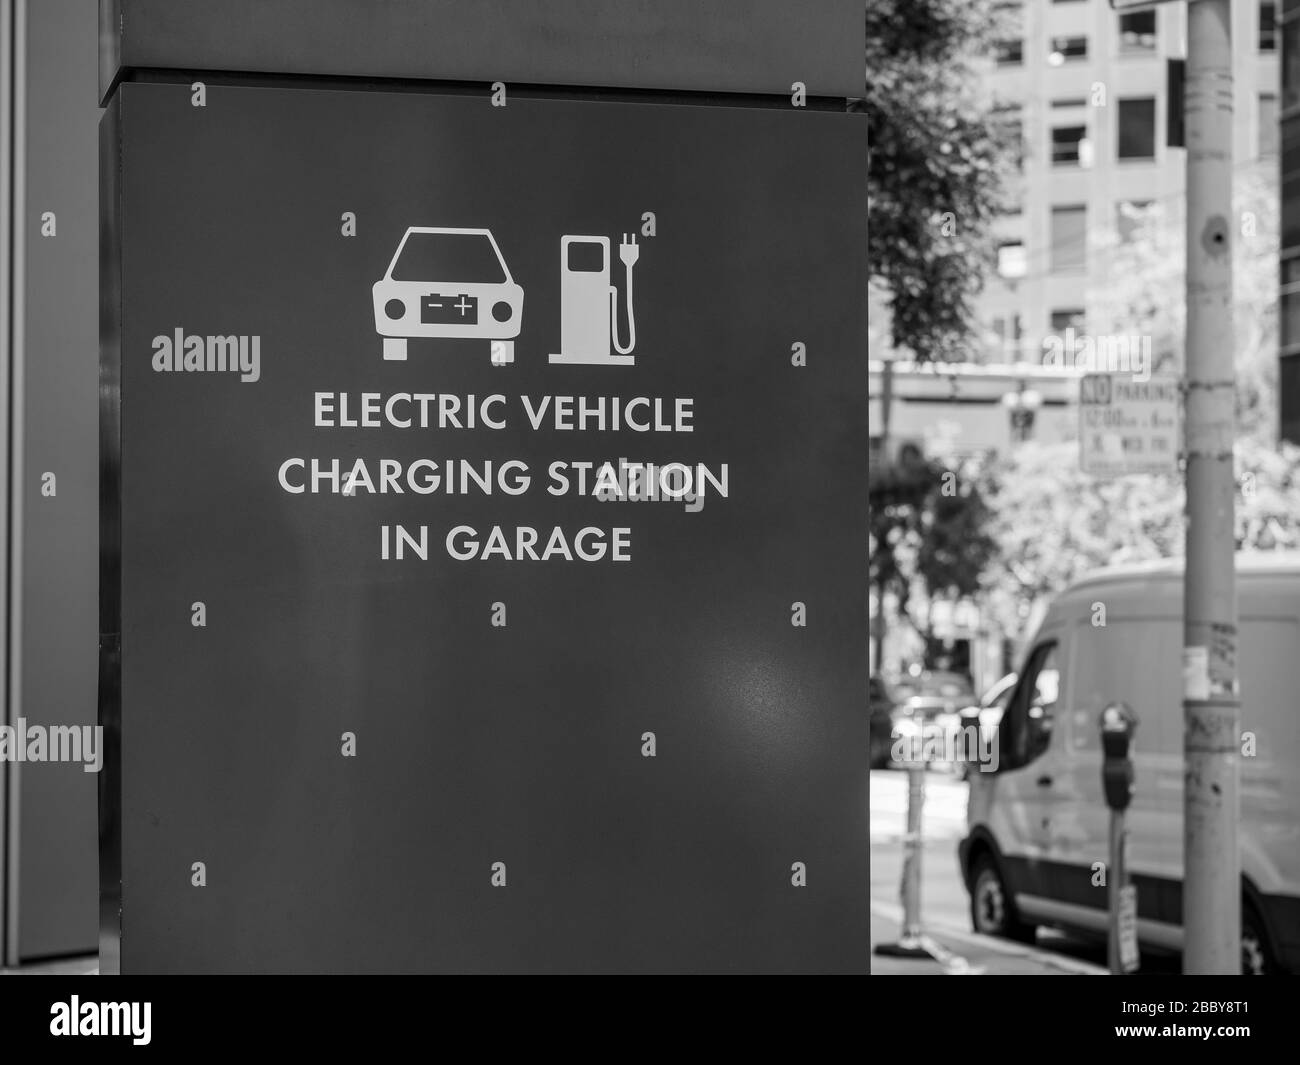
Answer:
1241;902;1275;975
970;853;1035;943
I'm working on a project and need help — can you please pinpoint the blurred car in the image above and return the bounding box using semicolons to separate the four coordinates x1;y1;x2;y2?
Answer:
887;670;976;769
868;675;897;768
936;672;1018;778
962;672;1018;737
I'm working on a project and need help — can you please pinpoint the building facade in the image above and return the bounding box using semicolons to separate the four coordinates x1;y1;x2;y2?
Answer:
981;0;1279;367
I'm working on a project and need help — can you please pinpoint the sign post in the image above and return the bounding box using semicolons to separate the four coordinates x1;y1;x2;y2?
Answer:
1101;701;1139;975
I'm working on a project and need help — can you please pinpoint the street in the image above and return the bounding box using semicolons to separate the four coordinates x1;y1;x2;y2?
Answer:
870;768;1179;975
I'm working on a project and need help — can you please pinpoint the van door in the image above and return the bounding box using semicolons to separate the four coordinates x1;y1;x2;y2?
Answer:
985;636;1066;903
1069;614;1183;931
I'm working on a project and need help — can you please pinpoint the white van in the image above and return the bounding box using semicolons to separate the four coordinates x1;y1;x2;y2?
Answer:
959;553;1300;974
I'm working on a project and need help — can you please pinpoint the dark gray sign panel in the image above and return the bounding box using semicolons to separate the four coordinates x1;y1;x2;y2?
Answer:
103;81;866;972
100;0;864;104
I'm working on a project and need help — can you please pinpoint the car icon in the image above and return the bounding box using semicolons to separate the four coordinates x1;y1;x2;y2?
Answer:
372;226;524;363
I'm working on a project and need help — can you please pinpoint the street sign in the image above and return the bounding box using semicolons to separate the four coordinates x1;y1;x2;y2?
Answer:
101;82;868;972
1079;374;1180;476
1118;884;1140;973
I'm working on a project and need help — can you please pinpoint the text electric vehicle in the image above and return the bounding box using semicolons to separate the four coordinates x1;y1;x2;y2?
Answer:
373;226;524;364
959;554;1300;974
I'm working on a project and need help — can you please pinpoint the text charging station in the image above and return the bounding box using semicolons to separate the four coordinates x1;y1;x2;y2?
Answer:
101;4;867;973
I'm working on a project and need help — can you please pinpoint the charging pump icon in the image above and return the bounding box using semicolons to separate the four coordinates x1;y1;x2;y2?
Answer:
549;233;640;366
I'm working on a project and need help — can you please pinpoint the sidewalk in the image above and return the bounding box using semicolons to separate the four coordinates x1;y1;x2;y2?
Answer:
871;903;1107;975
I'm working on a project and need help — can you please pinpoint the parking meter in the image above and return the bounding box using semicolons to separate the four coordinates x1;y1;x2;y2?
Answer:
1100;702;1138;810
1100;701;1139;973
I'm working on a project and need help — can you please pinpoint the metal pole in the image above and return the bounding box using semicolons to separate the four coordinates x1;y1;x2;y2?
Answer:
1183;0;1239;975
899;764;924;943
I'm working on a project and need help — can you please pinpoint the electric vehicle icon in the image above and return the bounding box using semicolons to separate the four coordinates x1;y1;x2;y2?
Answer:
372;226;524;363
549;233;640;366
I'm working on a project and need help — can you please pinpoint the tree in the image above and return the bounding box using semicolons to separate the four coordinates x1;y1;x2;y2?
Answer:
1088;160;1279;443
979;437;1300;645
866;0;1016;360
870;450;998;666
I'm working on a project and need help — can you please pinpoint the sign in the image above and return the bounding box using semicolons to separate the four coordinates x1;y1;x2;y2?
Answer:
1118;884;1140;973
1079;374;1180;476
102;83;867;972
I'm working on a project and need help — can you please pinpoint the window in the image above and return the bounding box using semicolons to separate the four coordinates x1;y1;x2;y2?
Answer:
1001;642;1059;768
1284;170;1300;247
1118;97;1157;159
1050;205;1087;272
996;39;1023;65
1052;124;1087;165
1116;199;1154;242
1283;356;1300;440
1260;93;1279;156
1049;35;1088;64
990;314;1023;358
1286;17;1300;110
994;103;1024;168
997;241;1027;279
1261;1;1277;52
1285;289;1300;349
1010;313;1024;350
1051;97;1087;109
1119;10;1157;53
1050;308;1085;334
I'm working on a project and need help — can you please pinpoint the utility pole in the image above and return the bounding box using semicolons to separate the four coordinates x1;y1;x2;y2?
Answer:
1182;0;1239;975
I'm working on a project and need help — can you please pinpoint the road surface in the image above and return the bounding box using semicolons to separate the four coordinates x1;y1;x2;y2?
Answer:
870;767;1178;974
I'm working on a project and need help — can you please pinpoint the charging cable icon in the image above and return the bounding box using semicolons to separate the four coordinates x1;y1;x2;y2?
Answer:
549;233;641;366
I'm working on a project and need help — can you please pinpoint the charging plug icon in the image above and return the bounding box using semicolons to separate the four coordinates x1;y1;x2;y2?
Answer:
613;234;639;356
549;231;642;366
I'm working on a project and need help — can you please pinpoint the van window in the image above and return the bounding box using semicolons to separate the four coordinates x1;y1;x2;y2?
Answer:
1070;617;1179;755
1001;641;1059;769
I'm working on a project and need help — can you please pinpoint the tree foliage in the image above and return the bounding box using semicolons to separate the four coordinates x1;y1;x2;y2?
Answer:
979;438;1300;641
866;0;1015;360
870;453;998;639
1088;160;1279;443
